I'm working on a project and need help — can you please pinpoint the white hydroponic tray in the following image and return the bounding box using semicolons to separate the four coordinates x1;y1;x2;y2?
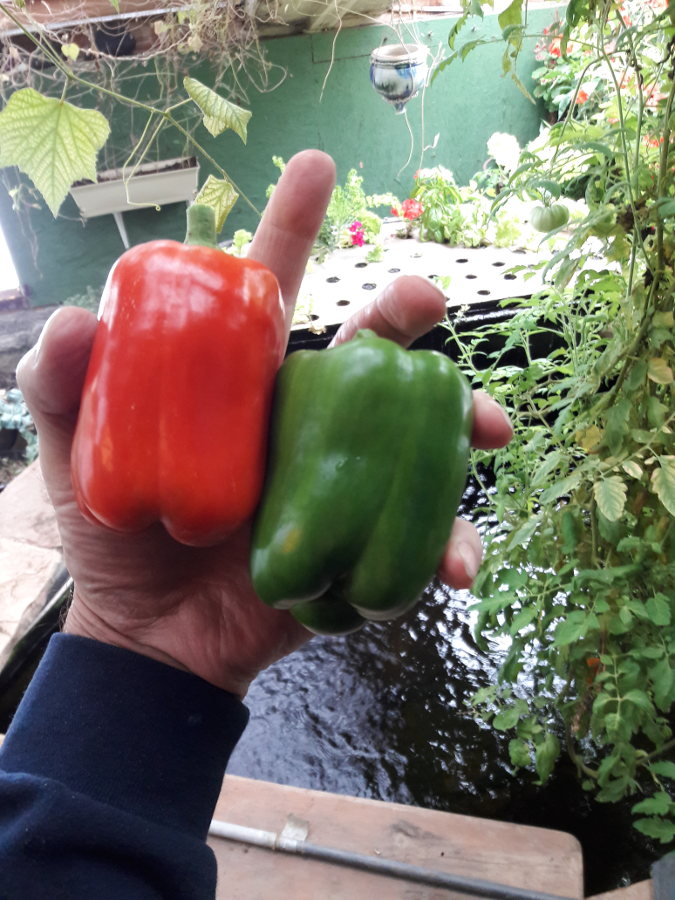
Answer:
292;222;546;331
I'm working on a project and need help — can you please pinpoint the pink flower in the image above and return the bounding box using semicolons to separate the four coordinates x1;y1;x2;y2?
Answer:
348;221;365;247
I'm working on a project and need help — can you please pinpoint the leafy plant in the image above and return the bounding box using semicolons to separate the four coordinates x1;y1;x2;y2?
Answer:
64;285;104;313
0;6;258;228
267;158;397;258
0;389;37;462
319;169;396;255
404;163;527;248
439;0;675;843
409;166;463;243
531;19;609;121
226;229;254;257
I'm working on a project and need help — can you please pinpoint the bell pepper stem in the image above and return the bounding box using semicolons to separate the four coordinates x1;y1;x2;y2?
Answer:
185;204;218;249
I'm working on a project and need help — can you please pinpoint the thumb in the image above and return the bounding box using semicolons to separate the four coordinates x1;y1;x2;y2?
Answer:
16;306;97;506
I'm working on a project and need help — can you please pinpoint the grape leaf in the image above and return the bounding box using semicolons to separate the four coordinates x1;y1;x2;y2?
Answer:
184;77;251;143
0;88;110;216
193;175;238;233
61;43;80;61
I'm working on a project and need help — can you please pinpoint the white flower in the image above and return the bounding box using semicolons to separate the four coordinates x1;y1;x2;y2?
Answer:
487;132;522;173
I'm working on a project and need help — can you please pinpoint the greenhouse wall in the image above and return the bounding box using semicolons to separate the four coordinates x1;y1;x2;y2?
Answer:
0;6;562;307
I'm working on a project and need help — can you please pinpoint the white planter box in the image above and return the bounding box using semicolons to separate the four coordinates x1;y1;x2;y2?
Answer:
70;157;199;218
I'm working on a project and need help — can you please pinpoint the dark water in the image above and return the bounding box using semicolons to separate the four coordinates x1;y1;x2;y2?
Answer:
229;489;661;895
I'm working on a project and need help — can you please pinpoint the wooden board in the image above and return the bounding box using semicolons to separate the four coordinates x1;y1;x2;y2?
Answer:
587;882;653;900
210;776;584;899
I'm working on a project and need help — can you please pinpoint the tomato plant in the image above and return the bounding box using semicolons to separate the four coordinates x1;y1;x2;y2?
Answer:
438;0;675;850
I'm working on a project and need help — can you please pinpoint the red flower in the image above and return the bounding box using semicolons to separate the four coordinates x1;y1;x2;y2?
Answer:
576;89;589;105
401;198;423;220
548;38;561;58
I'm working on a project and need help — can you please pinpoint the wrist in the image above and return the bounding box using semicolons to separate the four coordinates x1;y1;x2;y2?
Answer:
63;590;252;699
63;598;191;677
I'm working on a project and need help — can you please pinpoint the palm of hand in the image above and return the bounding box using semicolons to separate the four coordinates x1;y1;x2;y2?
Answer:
61;502;307;697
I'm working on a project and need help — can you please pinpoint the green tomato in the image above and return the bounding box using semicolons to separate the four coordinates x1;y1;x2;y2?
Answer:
530;204;570;233
590;207;616;238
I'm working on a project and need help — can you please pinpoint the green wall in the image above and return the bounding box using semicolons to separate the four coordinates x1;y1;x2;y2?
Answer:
1;7;562;307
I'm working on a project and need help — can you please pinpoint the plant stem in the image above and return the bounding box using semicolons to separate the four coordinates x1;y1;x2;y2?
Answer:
654;59;675;280
643;738;675;765
599;44;653;277
565;723;599;779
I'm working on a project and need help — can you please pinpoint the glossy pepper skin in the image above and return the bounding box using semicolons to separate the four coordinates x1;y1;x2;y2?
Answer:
71;205;286;547
250;329;473;635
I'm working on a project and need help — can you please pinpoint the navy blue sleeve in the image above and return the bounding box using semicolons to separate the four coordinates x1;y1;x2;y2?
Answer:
0;633;249;899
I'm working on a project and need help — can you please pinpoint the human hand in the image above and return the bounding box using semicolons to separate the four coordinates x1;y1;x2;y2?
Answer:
17;150;512;698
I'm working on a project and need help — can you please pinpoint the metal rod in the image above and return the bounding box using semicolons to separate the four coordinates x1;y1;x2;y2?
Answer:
112;211;130;249
208;818;577;900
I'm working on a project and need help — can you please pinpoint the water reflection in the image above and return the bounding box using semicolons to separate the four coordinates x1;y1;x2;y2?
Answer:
229;581;510;807
229;480;657;893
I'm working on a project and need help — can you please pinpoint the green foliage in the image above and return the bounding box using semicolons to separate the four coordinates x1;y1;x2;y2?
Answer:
64;284;102;313
433;0;528;96
410;166;462;243
267;159;396;257
183;77;251;143
0;389;37;462
531;19;609;120
226;229;254;257
0;88;110;216
320;169;391;254
0;16;252;225
446;0;675;841
405;164;527;248
194;175;238;233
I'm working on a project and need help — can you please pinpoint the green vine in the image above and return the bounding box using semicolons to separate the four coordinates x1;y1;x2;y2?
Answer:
0;3;260;223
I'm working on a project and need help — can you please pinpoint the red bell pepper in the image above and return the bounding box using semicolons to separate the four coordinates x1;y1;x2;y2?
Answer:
71;204;286;546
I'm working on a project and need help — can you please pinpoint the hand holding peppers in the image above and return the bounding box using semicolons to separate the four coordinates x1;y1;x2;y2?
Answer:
17;150;513;697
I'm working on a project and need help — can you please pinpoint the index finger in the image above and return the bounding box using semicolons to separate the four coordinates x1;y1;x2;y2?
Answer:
248;150;336;330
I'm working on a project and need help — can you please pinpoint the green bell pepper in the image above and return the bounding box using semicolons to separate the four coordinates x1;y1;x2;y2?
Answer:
250;329;473;635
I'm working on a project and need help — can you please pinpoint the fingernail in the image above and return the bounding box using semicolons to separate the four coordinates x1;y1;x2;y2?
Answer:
32;310;60;368
457;541;479;582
